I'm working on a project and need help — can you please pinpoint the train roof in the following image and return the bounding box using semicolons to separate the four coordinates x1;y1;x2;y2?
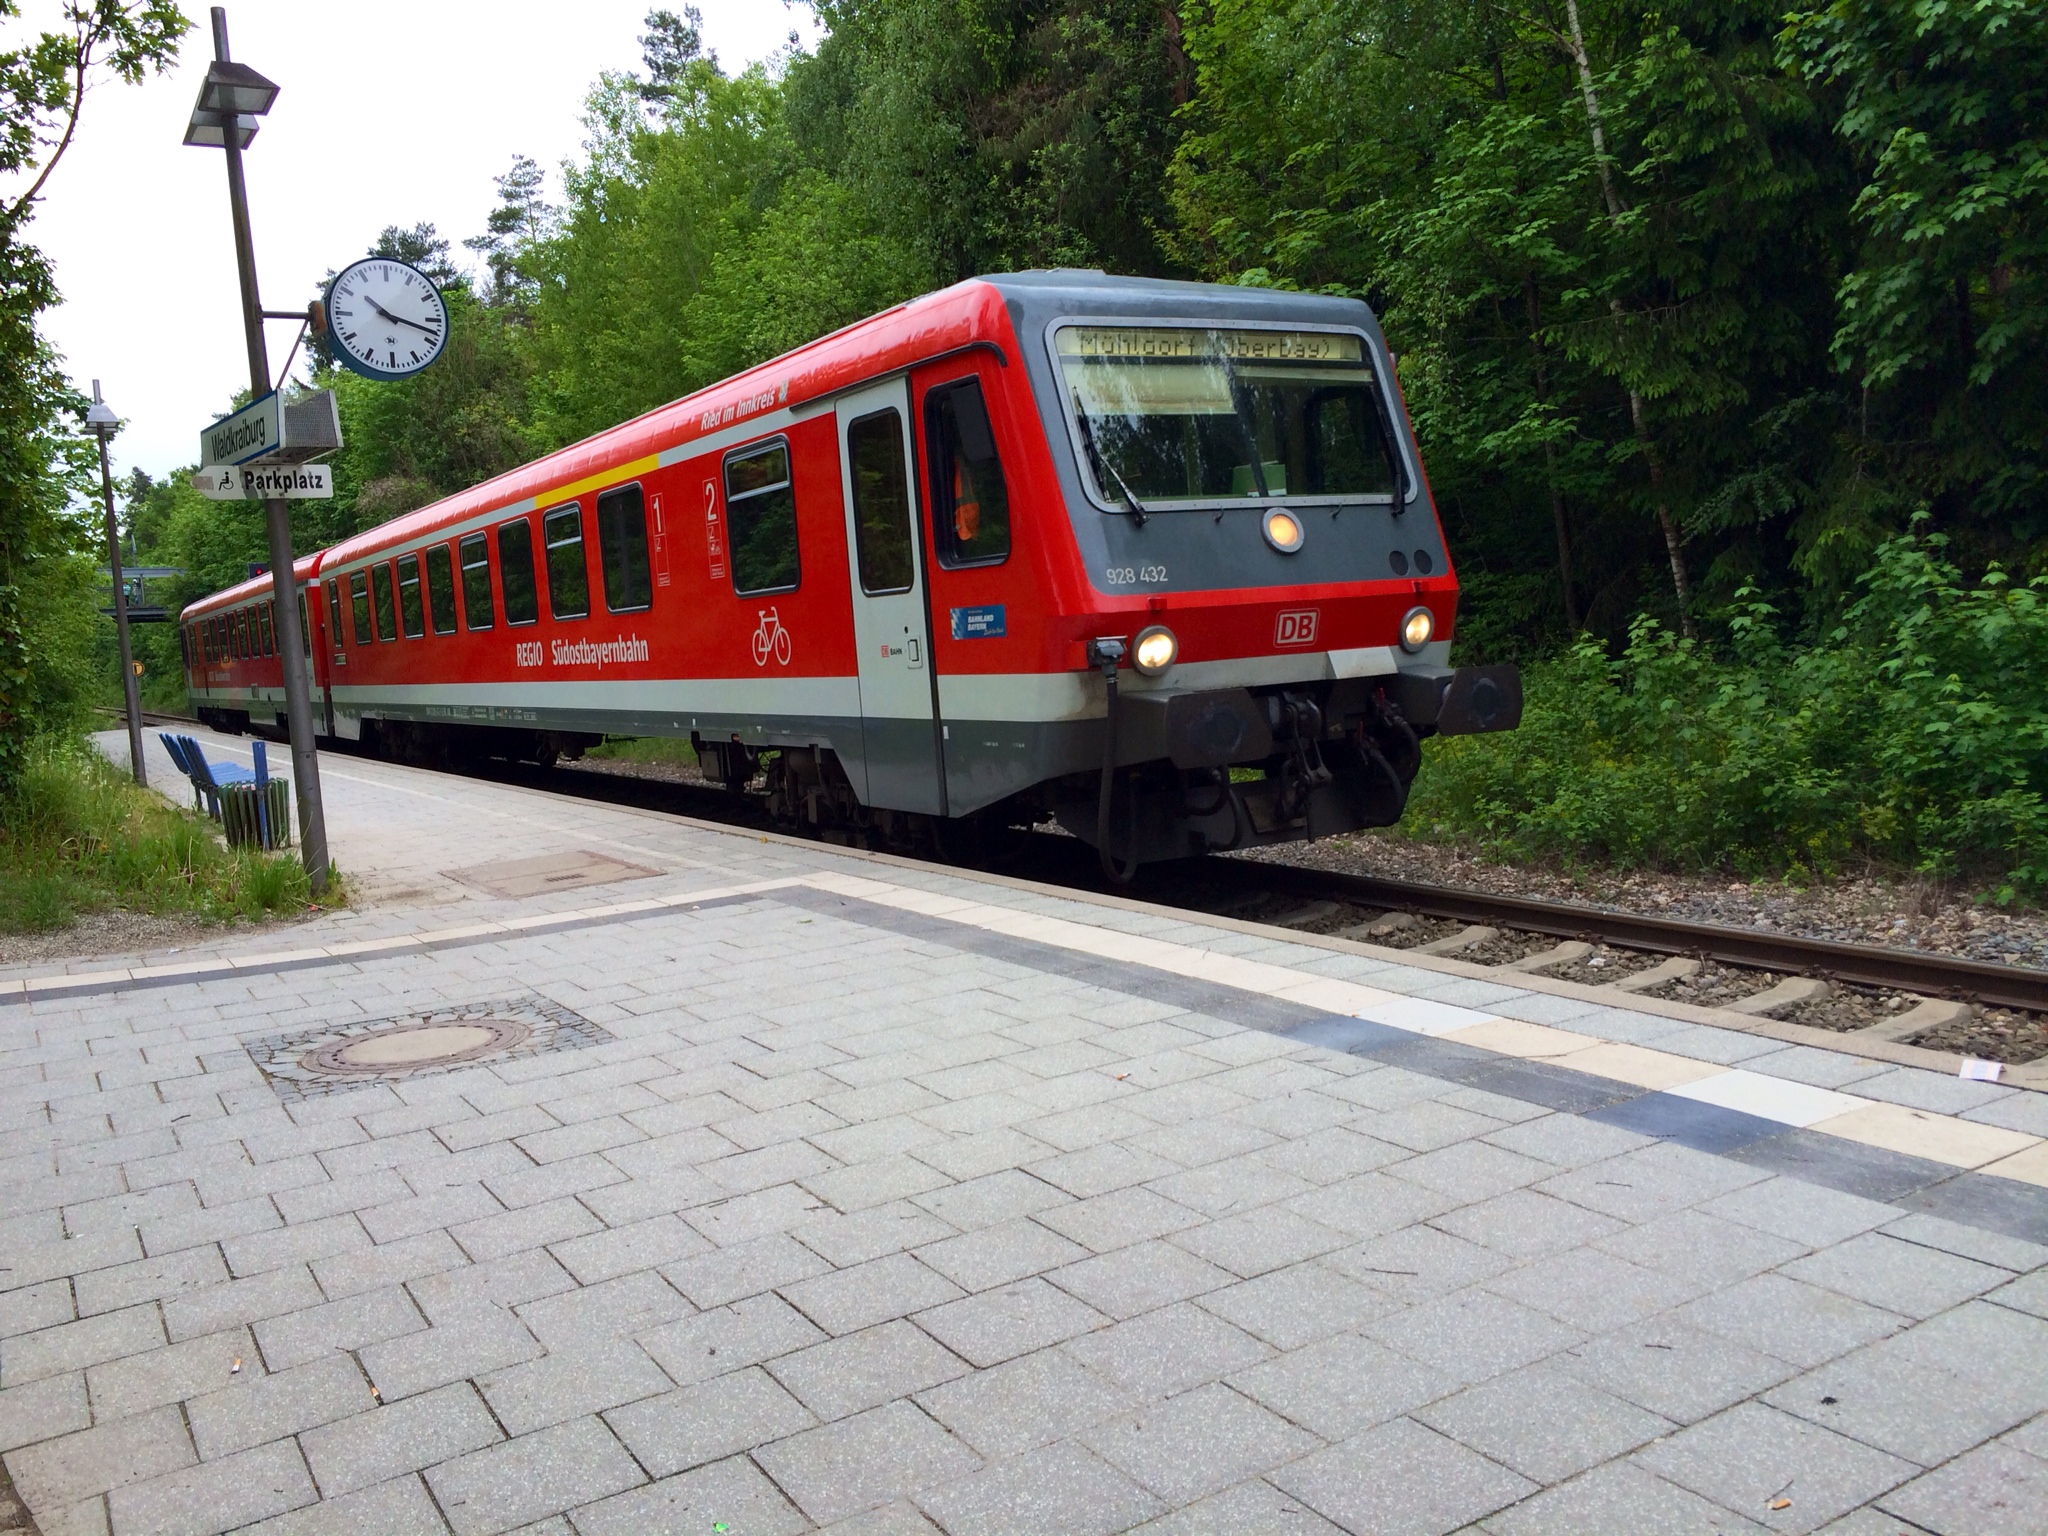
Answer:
309;271;1389;573
180;553;321;623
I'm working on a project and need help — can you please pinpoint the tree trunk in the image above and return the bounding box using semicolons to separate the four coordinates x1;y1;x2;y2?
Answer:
1548;465;1580;633
1523;269;1578;630
1563;0;1695;638
1629;388;1698;638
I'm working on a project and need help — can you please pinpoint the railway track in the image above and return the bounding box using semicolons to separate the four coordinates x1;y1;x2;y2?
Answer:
109;710;2048;1061
1190;858;2048;1014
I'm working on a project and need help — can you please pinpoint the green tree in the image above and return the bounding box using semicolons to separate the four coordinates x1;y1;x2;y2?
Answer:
463;153;550;306
0;1;189;790
793;0;1193;283
1169;0;1861;643
1783;0;2048;557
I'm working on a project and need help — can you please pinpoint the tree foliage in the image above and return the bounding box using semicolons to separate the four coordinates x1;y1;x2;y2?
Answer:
0;2;188;791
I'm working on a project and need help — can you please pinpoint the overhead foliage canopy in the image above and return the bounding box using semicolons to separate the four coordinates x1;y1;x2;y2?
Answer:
100;0;2048;686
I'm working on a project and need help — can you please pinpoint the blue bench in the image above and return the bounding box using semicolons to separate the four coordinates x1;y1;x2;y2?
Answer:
160;733;255;821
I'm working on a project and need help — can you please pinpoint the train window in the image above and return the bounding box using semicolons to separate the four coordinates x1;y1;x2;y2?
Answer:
258;601;275;656
461;532;496;630
724;440;800;596
325;580;340;651
372;563;396;641
498;519;538;625
234;610;247;660
1057;326;1399;507
296;593;309;653
397;554;426;638
425;544;457;634
349;571;372;644
926;380;1011;567
596;485;651;613
848;411;915;595
543;504;590;620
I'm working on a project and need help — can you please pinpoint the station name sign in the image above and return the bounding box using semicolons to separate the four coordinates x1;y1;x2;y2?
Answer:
197;389;342;470
194;463;333;500
201;392;282;466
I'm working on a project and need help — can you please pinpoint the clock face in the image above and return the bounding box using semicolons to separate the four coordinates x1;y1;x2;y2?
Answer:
324;257;449;381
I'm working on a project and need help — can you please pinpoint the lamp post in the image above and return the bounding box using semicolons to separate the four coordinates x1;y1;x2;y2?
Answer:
87;383;146;788
184;6;328;893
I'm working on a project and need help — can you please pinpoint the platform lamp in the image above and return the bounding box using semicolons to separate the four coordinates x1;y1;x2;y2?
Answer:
87;384;146;789
182;7;329;893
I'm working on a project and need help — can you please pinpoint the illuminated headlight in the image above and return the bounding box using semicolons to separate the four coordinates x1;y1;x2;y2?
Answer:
1133;625;1178;676
1262;507;1304;554
1400;606;1435;652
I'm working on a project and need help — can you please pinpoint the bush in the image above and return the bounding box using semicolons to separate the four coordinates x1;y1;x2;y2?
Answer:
0;737;320;932
1412;525;2048;899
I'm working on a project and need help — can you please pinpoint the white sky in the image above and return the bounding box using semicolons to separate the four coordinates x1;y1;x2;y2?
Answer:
10;1;822;484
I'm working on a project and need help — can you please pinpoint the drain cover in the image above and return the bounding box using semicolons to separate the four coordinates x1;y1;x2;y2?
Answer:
300;1018;531;1076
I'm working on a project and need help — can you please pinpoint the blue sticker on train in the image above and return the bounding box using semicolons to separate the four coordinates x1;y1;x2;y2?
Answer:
950;605;1006;640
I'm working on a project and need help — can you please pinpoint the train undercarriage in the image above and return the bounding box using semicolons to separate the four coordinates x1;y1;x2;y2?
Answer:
203;663;1518;876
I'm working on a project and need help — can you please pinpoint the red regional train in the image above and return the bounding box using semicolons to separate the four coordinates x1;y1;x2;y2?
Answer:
181;272;1520;872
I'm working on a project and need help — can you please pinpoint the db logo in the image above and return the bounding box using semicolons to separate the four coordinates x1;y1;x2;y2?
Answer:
1274;609;1320;647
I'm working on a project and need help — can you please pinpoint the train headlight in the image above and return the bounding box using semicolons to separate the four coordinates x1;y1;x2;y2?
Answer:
1133;625;1178;676
1262;507;1304;554
1400;606;1435;653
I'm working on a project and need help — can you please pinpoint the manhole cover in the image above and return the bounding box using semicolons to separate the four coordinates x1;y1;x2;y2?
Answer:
445;849;659;899
300;1018;531;1076
246;996;611;1103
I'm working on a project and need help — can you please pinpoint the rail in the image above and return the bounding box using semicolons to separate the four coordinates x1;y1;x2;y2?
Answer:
1202;858;2048;1013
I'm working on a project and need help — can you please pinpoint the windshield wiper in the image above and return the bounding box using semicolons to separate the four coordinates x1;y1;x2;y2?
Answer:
1072;393;1148;526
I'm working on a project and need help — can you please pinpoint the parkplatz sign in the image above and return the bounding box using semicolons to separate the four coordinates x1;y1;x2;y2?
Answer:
193;462;332;500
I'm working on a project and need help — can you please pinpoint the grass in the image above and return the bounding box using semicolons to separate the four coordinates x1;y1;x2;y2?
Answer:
584;735;699;766
0;736;339;935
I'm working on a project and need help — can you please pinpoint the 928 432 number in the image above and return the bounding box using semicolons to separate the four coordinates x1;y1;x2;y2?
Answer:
1103;564;1168;586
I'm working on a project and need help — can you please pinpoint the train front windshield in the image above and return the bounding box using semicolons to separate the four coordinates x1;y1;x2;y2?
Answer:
1059;325;1401;510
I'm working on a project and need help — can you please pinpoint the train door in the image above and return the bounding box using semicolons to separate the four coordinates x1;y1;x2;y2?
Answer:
304;580;334;736
835;379;945;814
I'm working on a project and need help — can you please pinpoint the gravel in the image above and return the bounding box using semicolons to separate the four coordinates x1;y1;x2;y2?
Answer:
0;909;266;970
1640;960;1792;1009
1542;946;1662;987
1907;1007;2048;1065
1780;983;1922;1032
566;756;710;787
1244;831;2048;968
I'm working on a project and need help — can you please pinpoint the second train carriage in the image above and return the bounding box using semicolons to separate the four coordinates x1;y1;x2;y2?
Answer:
182;271;1521;870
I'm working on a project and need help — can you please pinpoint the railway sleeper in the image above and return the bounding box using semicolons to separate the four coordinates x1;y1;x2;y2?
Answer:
1605;955;1702;994
1499;940;1594;973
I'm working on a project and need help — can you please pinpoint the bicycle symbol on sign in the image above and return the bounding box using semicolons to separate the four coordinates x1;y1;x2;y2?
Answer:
751;607;792;667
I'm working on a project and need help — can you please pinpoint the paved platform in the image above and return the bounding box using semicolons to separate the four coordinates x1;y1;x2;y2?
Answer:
1;733;2043;1535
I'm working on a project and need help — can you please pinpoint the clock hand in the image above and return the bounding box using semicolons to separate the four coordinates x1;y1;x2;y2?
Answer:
363;294;441;338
